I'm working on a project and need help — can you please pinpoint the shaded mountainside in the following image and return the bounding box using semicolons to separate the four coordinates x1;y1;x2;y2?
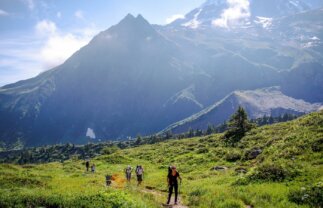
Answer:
0;111;322;208
0;2;323;147
162;87;322;134
0;14;281;146
0;15;194;146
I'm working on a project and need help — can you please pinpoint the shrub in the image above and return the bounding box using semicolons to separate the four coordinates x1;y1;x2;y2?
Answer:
0;191;143;208
188;188;207;206
233;177;250;186
311;138;323;152
288;182;323;207
196;147;209;154
248;163;298;182
225;151;241;162
244;148;262;160
102;145;119;155
219;200;243;208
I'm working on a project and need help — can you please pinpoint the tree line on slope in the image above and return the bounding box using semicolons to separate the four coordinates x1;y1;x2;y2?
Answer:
0;109;301;164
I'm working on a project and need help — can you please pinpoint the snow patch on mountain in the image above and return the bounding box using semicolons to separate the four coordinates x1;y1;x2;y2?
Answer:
86;128;96;139
254;16;273;29
182;9;202;29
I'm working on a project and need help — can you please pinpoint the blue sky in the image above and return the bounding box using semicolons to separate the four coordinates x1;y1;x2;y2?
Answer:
0;0;205;86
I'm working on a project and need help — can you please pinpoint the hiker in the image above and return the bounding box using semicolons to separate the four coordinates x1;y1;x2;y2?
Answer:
136;165;144;186
106;175;112;186
166;166;182;205
85;160;90;172
125;165;132;182
91;164;96;173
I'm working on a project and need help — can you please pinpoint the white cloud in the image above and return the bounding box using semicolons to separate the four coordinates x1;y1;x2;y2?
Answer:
0;26;97;86
0;19;99;86
0;9;9;16
35;20;57;36
166;14;185;24
40;32;91;69
34;20;97;69
56;11;62;18
212;0;250;28
74;10;84;19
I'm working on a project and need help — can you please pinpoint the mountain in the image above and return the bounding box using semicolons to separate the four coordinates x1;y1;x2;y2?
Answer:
0;13;285;147
0;1;323;147
161;87;322;134
250;0;311;18
0;14;193;146
281;63;323;103
169;0;323;29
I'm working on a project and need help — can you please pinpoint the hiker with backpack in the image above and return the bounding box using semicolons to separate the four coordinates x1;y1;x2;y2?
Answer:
85;160;90;172
166;166;182;205
125;165;133;182
91;164;96;173
136;165;144;186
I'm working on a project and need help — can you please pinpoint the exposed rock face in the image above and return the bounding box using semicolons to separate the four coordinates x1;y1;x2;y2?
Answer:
161;87;322;134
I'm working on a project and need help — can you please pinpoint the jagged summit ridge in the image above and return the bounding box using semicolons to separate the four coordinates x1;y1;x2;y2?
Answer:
117;13;151;27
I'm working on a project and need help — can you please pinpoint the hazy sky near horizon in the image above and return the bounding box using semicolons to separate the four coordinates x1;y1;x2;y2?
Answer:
0;0;205;86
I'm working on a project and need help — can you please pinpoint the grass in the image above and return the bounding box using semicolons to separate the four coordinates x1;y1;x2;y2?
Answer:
0;111;322;207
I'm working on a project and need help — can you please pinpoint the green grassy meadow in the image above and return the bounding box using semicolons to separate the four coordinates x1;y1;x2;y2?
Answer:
0;111;322;208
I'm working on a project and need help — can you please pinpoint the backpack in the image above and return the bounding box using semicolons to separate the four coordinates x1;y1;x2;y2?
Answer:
137;167;143;175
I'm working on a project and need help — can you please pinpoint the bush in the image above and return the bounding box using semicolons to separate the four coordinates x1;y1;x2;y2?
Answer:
248;163;298;182
233;177;250;186
288;182;323;207
219;200;243;208
196;147;209;154
311;138;323;152
188;189;207;206
0;191;143;208
244;148;262;160
102;145;119;155
225;151;241;162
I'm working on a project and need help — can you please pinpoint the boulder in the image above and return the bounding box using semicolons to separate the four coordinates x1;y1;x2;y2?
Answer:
211;166;228;171
235;167;248;174
246;148;262;160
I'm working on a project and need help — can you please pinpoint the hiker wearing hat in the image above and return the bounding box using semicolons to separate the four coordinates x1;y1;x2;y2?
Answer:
166;166;182;205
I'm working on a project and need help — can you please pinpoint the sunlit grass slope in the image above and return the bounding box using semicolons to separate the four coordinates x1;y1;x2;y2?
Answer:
0;111;322;208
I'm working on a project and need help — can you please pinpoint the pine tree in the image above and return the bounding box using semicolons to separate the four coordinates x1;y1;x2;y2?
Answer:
135;135;142;145
165;130;173;139
224;106;253;145
188;128;194;138
206;124;215;135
